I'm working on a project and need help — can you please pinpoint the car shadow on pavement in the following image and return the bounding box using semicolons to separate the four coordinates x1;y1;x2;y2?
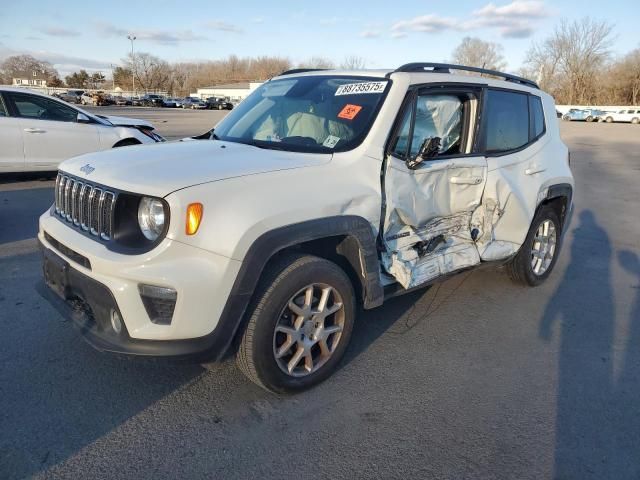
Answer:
540;210;640;479
0;252;203;479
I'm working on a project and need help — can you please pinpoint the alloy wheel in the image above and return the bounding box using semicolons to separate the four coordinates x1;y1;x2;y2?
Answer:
531;219;557;276
273;283;345;377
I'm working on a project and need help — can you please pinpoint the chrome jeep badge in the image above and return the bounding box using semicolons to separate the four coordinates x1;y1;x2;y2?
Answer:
80;164;95;175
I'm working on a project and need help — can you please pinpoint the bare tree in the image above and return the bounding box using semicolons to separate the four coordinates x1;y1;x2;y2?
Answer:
340;55;366;70
123;52;173;92
298;56;335;69
451;37;506;71
0;54;62;85
524;17;614;104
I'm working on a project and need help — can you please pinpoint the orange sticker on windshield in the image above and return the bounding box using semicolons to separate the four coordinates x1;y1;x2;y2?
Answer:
338;104;362;120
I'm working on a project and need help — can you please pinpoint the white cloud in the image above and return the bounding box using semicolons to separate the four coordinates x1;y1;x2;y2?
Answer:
203;20;243;33
96;22;209;44
391;32;408;39
250;17;265;24
391;0;551;38
392;14;459;34
319;17;342;26
360;30;381;39
42;27;81;37
0;44;113;76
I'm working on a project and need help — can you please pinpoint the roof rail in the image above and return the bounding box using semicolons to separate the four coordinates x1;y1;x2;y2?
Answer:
391;62;539;89
278;68;329;76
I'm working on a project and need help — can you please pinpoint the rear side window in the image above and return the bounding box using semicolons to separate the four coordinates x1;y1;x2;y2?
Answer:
530;95;545;139
0;96;7;117
483;90;529;153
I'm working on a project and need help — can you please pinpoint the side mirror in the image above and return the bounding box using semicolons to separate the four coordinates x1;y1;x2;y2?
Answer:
77;112;91;123
406;136;441;170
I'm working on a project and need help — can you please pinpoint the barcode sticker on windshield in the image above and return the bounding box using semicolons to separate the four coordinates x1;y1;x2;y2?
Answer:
335;81;388;96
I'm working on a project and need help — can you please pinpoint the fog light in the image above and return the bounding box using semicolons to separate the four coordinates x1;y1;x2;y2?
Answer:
110;309;123;334
139;284;177;325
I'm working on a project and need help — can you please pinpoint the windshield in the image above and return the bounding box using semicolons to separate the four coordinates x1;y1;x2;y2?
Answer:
213;75;390;152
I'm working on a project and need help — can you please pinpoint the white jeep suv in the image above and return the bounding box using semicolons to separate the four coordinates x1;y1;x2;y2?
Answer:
39;63;574;393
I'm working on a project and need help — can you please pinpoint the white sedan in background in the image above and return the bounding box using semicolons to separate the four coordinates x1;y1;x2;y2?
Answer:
0;87;164;173
600;108;640;124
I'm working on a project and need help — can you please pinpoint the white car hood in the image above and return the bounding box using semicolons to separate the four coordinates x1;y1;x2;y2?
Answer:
59;140;332;197
100;115;154;129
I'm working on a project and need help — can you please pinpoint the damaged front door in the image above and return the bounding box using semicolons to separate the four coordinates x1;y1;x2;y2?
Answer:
381;89;487;289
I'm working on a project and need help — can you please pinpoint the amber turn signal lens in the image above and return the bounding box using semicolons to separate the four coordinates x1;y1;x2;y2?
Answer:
186;203;203;235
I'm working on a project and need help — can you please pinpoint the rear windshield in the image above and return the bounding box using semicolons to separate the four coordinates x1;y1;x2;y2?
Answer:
213;75;390;152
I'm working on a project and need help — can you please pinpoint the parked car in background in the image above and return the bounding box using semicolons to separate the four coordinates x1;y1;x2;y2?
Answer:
168;97;184;108
600;108;640;124
39;63;574;393
182;97;207;109
205;97;234;110
114;96;131;106
161;98;178;108
80;92;97;106
561;108;590;121
130;96;143;106
0;87;164;173
141;94;165;107
582;109;607;122
56;90;84;104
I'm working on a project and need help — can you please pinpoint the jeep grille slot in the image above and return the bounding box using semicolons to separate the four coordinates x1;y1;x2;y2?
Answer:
54;173;115;240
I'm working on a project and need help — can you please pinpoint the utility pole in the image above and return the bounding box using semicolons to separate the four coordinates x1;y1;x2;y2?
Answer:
127;34;136;94
110;64;115;91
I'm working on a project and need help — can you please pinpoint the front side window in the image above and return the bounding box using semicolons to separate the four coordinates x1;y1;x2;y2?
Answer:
390;93;465;159
5;92;77;122
0;97;7;117
213;76;389;152
483;90;529;153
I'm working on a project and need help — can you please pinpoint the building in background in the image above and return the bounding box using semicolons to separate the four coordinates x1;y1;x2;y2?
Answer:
12;70;48;87
195;81;263;102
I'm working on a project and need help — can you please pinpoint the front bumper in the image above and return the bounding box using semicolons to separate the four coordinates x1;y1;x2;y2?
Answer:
39;210;243;359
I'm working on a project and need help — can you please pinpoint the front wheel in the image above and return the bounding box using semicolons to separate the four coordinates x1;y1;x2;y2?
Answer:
507;205;562;286
606;116;613;123
562;115;571;121
586;116;593;122
236;254;355;394
631;117;639;125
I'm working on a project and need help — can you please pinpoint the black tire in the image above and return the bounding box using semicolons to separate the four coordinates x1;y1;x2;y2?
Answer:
586;116;593;122
236;254;355;394
507;205;562;287
632;117;639;125
562;115;571;121
606;116;613;123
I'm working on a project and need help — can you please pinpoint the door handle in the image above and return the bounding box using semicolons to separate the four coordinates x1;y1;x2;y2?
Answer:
450;176;483;185
24;128;46;134
525;166;546;175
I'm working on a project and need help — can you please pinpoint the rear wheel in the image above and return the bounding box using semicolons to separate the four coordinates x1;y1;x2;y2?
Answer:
631;117;639;124
507;205;561;287
562;115;571;121
236;254;355;394
586;116;593;122
606;116;613;123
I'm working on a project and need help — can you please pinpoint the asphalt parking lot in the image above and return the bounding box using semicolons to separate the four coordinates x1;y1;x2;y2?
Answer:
1;116;639;479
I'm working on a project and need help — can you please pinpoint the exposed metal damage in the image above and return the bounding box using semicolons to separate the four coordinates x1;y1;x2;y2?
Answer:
381;212;480;289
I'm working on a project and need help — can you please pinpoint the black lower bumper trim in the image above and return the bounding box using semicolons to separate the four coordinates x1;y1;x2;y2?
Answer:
38;240;231;360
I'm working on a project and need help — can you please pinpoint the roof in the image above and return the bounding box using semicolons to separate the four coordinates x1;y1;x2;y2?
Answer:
272;68;539;94
12;69;48;80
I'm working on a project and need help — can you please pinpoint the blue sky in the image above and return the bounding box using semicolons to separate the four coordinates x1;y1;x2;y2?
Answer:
0;0;637;77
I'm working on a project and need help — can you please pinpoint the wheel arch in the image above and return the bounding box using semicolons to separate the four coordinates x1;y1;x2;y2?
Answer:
538;183;572;230
213;216;384;360
112;138;142;148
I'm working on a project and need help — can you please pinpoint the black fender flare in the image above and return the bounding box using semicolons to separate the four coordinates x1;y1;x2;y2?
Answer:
208;216;384;360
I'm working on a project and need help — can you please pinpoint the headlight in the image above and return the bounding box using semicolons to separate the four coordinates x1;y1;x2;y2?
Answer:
138;197;165;241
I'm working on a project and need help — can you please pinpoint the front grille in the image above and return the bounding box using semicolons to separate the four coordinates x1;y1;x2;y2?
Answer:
54;173;116;240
